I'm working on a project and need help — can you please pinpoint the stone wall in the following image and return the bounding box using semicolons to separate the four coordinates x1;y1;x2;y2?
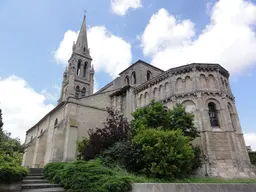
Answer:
132;183;256;192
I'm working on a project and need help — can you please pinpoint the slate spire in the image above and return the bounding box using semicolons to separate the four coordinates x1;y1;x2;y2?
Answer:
74;15;90;57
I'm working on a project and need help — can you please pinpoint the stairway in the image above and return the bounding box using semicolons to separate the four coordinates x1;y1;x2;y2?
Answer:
21;168;65;192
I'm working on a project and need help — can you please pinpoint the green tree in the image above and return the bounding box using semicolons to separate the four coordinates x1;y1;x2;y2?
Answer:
132;101;199;140
133;129;195;179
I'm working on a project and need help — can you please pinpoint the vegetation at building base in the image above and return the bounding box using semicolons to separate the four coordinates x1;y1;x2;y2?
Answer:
0;109;28;184
44;101;206;191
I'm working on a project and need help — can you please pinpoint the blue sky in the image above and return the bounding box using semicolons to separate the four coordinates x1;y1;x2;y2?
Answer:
0;0;256;148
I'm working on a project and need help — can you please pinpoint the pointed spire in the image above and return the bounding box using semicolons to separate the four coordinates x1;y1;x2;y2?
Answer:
75;15;89;52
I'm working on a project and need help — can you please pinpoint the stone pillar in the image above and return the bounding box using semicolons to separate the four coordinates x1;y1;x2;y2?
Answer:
63;117;78;162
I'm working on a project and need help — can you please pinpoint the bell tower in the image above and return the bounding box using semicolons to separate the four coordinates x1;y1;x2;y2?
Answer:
58;16;94;103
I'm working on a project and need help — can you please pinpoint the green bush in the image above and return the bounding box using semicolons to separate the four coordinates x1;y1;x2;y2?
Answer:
249;152;256;165
43;162;68;184
44;159;149;192
132;129;195;179
0;153;28;184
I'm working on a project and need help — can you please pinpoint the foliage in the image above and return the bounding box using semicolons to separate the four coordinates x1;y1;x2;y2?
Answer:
44;159;153;192
249;152;256;165
132;129;195;179
76;137;89;160
132;101;199;140
83;107;131;160
0;109;28;184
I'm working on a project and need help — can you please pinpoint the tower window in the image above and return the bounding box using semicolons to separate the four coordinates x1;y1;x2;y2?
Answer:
83;62;87;77
132;71;136;84
82;87;86;96
77;60;81;76
125;76;129;85
147;71;152;81
208;102;219;127
83;47;86;52
75;86;80;98
54;118;58;127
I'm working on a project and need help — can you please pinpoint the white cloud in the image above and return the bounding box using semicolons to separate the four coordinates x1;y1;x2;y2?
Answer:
111;0;142;16
244;133;256;151
0;76;54;142
140;0;256;74
54;26;132;78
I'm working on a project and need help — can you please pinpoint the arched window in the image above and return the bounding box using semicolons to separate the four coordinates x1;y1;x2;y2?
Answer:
125;76;129;85
147;71;152;81
81;87;86;96
132;71;136;84
208;102;219;127
83;47;86;52
83;62;87;77
77;60;81;75
75;86;80;98
54;118;58;127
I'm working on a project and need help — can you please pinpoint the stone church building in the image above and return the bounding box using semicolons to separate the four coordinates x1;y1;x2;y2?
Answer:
22;16;254;178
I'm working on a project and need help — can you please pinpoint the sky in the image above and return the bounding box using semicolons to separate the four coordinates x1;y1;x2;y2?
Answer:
0;0;256;148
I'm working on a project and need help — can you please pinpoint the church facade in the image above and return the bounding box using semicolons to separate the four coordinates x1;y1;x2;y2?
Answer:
22;16;255;178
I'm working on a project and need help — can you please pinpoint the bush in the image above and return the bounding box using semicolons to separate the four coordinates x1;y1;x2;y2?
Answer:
0;153;28;184
132;129;195;179
83;107;131;160
43;162;68;184
44;159;148;192
249;152;256;165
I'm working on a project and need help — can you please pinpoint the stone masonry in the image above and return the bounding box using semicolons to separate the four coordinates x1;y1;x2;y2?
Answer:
22;16;255;179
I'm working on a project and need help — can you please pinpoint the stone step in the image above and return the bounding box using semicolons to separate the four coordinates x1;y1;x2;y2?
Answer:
21;183;61;189
22;179;49;184
25;176;44;180
21;187;65;192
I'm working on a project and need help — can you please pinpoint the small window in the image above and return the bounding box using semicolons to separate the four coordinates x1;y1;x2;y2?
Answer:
147;71;152;81
30;136;33;141
125;76;130;85
208;102;219;127
54;118;58;127
132;71;136;84
75;86;80;98
82;87;86;96
83;62;87;77
83;47;85;52
40;129;43;134
77;60;82;75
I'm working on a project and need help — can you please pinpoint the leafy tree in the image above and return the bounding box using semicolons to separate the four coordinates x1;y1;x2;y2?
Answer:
83;107;131;160
132;129;195;179
76;137;90;160
0;109;28;183
132;101;199;140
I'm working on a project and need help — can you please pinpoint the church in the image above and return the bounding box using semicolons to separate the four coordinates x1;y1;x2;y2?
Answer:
22;16;255;178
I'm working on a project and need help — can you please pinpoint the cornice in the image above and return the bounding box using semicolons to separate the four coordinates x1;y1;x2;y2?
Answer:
135;63;229;93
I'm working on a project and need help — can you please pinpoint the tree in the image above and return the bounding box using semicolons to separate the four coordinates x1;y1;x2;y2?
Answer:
0;109;3;128
132;101;199;140
83;107;131;160
133;129;195;179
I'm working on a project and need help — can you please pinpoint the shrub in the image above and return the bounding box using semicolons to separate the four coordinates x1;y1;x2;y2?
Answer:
101;141;145;174
132;129;195;179
249;152;256;165
0;153;28;184
83;107;131;160
44;159;148;192
43;162;68;184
